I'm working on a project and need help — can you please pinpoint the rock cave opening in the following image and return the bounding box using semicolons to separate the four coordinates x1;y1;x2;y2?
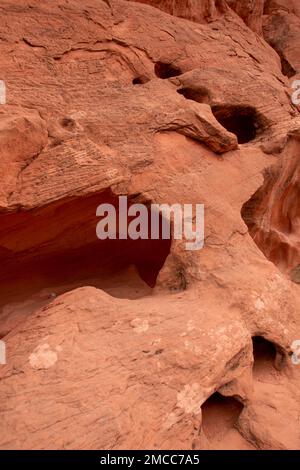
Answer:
0;190;171;335
252;336;285;378
132;75;150;85
154;61;182;79
177;86;211;104
201;392;244;440
212;105;260;144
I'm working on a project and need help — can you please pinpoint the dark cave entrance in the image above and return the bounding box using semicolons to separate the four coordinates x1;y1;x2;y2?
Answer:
201;392;244;439
212;105;259;144
154;61;182;79
252;336;285;377
0;190;171;332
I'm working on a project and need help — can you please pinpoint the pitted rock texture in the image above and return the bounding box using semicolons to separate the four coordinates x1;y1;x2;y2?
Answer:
0;0;299;450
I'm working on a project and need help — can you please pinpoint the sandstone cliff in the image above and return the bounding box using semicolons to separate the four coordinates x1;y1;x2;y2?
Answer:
0;0;299;450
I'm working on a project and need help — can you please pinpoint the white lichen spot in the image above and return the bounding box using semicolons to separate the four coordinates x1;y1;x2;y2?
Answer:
131;318;149;333
181;320;196;337
177;383;201;414
163;412;179;430
29;343;58;370
70;111;87;120
254;298;265;311
0;80;6;105
187;320;195;332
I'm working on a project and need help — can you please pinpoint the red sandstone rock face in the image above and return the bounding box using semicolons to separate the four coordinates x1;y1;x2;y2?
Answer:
0;0;299;450
264;0;300;17
263;8;300;79
130;0;228;23
227;0;265;34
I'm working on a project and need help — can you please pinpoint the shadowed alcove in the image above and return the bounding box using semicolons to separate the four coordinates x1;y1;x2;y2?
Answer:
0;190;171;316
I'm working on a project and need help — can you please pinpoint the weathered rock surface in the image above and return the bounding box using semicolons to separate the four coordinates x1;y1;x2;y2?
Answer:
0;0;299;450
263;8;300;80
130;0;229;23
227;0;265;34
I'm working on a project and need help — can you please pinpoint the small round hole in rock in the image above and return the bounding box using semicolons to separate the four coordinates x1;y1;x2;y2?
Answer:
212;105;259;144
132;76;149;85
60;117;76;131
154;61;182;79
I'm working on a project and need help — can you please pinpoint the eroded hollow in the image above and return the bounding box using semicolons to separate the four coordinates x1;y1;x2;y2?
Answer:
0;190;171;334
177;86;211;104
212;105;260;144
252;336;285;378
241;152;300;277
201;392;244;440
266;41;296;78
154;61;182;79
60;117;76;131
132;75;150;85
280;55;296;79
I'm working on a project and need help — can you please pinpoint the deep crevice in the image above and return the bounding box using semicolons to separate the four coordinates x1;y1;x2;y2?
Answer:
212;105;260;144
154;61;182;79
267;41;296;78
280;55;297;79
